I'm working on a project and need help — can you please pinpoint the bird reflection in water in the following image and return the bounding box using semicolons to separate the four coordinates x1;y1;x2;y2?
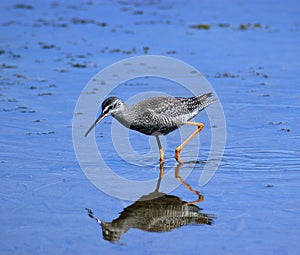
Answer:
86;163;215;242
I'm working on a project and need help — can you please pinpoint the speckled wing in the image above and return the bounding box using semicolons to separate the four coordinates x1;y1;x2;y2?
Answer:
144;93;216;120
129;93;216;136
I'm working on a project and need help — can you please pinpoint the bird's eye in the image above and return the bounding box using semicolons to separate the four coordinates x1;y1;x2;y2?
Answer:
114;103;120;108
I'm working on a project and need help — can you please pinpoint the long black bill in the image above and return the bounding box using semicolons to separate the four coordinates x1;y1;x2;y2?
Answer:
84;114;107;137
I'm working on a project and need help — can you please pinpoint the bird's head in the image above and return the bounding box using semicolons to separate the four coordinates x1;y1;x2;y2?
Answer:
84;97;123;137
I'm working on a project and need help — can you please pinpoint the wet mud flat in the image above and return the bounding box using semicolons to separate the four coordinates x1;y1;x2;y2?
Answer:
1;0;299;254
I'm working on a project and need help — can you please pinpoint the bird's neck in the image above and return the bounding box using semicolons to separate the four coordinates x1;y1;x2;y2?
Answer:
112;104;132;128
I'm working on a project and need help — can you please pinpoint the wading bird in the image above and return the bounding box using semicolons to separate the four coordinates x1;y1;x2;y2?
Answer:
85;93;216;164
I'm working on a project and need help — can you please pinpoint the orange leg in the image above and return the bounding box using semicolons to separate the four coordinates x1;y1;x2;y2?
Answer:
175;122;204;164
175;164;204;205
159;162;164;179
154;163;164;192
155;135;164;165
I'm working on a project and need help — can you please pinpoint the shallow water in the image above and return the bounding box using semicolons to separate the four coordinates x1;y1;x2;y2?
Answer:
1;0;300;254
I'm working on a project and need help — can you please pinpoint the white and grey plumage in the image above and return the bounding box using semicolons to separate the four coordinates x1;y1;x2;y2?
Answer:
85;93;216;164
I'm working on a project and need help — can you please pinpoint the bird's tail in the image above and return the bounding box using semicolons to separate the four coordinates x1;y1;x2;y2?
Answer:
194;92;217;110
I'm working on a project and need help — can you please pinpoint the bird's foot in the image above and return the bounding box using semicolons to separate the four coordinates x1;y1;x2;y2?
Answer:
175;149;183;164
